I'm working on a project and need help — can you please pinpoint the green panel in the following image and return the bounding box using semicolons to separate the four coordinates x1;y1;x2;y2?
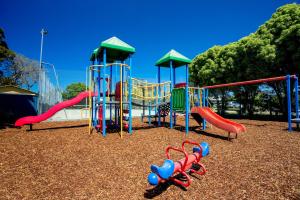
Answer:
172;88;185;112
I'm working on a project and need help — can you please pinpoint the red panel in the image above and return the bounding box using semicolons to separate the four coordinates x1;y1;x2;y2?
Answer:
175;82;186;88
115;81;121;101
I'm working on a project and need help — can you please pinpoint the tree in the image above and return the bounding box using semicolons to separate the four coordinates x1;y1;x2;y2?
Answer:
62;82;86;100
255;4;300;115
0;28;16;86
13;54;40;90
256;3;300;75
0;28;41;90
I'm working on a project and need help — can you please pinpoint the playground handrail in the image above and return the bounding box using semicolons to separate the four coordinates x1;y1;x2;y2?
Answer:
202;75;297;89
89;63;131;70
130;78;171;101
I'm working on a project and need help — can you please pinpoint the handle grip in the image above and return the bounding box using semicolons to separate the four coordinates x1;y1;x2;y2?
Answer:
182;140;202;162
165;146;188;172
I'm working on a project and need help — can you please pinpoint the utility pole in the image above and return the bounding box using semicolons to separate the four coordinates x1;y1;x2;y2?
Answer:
38;28;48;114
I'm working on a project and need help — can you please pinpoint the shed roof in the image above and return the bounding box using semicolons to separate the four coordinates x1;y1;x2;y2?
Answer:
0;86;38;96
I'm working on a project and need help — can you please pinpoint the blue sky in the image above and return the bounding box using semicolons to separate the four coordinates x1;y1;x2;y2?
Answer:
1;0;297;90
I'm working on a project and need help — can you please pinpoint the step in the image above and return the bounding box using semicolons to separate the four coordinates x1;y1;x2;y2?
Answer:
123;116;129;121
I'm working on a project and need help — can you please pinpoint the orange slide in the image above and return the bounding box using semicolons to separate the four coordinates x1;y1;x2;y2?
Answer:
15;91;95;127
191;107;246;134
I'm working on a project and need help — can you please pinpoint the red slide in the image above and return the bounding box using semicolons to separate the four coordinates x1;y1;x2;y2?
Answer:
191;107;246;134
15;91;95;127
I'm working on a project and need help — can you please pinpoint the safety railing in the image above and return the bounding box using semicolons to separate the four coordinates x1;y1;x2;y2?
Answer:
130;78;171;101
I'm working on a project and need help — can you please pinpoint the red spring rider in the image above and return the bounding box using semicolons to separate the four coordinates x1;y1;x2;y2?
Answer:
147;140;209;187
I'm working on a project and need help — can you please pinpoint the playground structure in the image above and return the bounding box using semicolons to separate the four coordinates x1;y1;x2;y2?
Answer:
14;36;299;135
87;37;173;137
147;140;209;187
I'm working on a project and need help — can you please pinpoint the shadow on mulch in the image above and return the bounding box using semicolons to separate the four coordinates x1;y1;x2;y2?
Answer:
144;173;189;199
151;119;234;141
193;129;233;141
26;124;88;132
0;122;15;130
144;181;186;199
222;113;287;122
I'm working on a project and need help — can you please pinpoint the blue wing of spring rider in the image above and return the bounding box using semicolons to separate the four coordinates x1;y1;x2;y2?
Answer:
193;142;210;157
151;159;175;179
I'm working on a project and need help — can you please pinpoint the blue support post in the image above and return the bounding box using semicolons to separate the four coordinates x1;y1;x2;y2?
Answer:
115;63;118;125
129;55;133;134
202;88;206;130
91;61;95;127
155;87;157;115
116;106;119;126
122;61;125;96
295;76;299;129
197;88;200;107
97;59;101;132
170;60;173;128
115;105;117;126
173;66;176;126
158;66;161;126
148;101;151;126
206;89;209;107
109;65;113;125
185;64;189;134
286;75;292;132
102;48;107;136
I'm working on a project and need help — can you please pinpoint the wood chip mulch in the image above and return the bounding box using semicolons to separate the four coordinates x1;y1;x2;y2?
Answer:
0;117;299;200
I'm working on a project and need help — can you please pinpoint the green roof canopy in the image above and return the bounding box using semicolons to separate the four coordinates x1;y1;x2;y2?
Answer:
90;48;99;61
155;49;192;68
96;36;135;62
